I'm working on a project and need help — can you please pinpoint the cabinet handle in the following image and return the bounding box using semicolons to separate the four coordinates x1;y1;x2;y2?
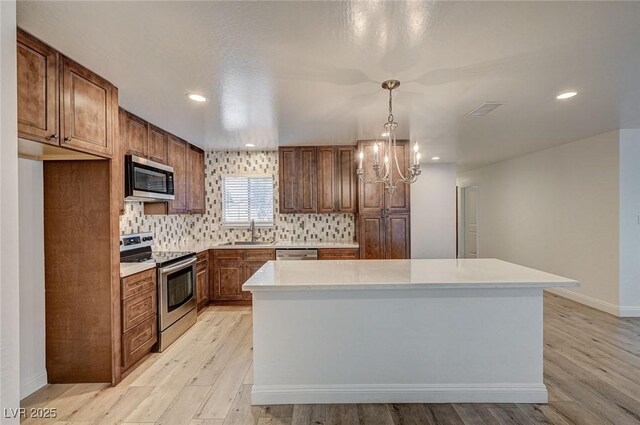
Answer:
49;134;58;140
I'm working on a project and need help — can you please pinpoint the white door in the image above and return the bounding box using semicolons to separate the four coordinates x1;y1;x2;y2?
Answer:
463;186;478;258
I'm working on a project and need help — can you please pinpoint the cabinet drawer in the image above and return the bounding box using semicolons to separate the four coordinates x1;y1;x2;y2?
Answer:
214;249;243;260
122;268;156;299
318;248;360;260
244;249;275;261
196;251;208;270
122;315;157;369
122;288;157;333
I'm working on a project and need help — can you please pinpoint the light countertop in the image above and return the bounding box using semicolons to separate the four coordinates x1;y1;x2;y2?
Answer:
120;241;359;278
243;258;579;291
120;262;156;278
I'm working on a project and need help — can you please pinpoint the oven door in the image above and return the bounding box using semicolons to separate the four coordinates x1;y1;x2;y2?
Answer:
125;155;175;201
158;257;197;331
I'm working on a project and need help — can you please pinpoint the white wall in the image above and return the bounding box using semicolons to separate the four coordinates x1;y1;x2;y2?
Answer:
0;0;21;422
457;130;621;314
18;159;46;398
411;163;457;259
619;129;640;316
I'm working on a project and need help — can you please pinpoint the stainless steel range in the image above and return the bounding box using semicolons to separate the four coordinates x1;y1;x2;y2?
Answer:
120;232;197;351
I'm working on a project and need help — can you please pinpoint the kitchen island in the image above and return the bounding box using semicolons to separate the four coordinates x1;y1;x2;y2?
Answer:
243;258;578;405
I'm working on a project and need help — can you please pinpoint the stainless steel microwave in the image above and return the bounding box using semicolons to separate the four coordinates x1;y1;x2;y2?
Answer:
124;155;175;201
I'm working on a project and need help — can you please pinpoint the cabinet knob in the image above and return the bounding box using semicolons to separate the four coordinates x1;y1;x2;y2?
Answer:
63;137;71;143
49;134;58;140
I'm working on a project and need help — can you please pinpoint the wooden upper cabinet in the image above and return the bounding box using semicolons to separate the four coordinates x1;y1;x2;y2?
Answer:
60;56;115;158
356;140;410;214
297;147;318;213
278;147;298;213
187;146;206;214
386;141;411;214
122;111;148;158
336;146;356;213
317;147;336;213
279;145;356;214
357;141;385;214
167;135;188;214
17;29;59;145
147;125;168;164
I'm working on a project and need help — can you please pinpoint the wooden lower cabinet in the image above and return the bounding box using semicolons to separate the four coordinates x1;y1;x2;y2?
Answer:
358;215;386;259
196;251;209;311
211;249;275;303
122;315;157;370
358;214;410;259
386;214;411;259
121;269;157;371
318;248;360;260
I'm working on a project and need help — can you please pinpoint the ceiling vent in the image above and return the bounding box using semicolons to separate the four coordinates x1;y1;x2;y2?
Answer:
465;102;504;118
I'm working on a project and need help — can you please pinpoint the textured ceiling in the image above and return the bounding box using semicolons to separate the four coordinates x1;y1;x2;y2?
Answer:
16;1;640;170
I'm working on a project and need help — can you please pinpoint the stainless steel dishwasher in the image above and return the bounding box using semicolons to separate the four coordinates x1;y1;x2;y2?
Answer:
275;249;318;261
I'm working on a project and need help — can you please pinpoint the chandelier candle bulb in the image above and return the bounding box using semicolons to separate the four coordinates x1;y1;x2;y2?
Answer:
358;151;364;169
416;152;421;165
374;143;379;165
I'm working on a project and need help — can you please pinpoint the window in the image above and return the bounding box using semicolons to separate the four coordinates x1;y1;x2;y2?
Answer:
222;175;274;226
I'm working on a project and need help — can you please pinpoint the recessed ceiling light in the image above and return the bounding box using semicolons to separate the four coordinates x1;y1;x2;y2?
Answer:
245;143;255;148
556;91;577;100
186;92;208;102
431;156;440;161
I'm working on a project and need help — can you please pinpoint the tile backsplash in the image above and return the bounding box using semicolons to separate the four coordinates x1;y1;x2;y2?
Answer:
120;150;355;249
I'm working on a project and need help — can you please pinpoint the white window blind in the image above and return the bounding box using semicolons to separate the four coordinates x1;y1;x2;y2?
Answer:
222;175;274;226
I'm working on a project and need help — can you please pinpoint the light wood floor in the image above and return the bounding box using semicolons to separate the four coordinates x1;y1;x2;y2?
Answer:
20;293;640;425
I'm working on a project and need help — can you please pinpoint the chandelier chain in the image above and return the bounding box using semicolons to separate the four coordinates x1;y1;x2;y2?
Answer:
388;88;394;123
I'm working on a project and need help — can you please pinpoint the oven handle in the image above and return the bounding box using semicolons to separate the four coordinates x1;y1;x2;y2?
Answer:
159;257;197;275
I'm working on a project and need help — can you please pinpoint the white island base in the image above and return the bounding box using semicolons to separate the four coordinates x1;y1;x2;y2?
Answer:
244;259;578;405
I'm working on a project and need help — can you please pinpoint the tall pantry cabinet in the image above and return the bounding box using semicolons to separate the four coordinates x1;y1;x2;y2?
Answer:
356;140;411;259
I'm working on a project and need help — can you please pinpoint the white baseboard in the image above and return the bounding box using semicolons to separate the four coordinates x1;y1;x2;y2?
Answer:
619;306;640;317
545;288;620;316
251;383;548;405
20;371;48;400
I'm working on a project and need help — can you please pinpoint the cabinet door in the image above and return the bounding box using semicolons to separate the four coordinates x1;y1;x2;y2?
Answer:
358;215;385;259
385;141;411;214
214;261;245;301
147;124;167;164
317;147;336;213
187;146;206;214
122;315;157;370
297;147;318;213
386;214;411;259
167;135;188;214
278;147;298;213
336;146;356;213
123;111;148;158
60;56;115;157
17;30;59;145
196;265;209;311
357;141;385;214
318;248;360;260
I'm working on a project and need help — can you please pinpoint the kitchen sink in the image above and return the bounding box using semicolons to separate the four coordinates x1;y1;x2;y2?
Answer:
221;241;277;246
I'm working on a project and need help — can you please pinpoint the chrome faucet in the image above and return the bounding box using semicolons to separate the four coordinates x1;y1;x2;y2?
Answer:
250;219;257;242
